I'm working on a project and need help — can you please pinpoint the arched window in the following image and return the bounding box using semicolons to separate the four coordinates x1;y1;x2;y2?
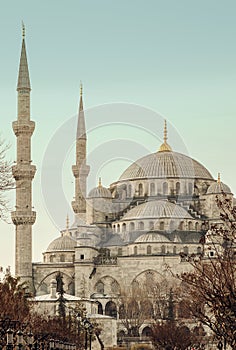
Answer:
149;221;154;230
147;245;152;255
97;302;103;315
160;221;165;230
141;326;153;337
188;183;193;195
188;221;193;231
122;223;126;232
150;183;155;196
197;246;202;254
60;254;65;262
176;182;180;195
117;224;120;233
129;222;135;231
134;246;138;255
105;301;117;318
161;245;166;254
128;184;132;198
163;182;168;195
118;248;122;256
139;221;144;230
170;220;175;231
183;246;189;255
97;281;105;294
195;222;199;231
179;221;184;230
138;183;143;196
173;246;177;254
50;255;54;263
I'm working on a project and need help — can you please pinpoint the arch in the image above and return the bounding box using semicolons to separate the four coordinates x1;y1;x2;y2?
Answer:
161;245;166;254
179;221;184;230
138;183;143;196
35;271;74;294
141;326;153;337
188;221;193;231
197;246;202;254
147;245;152;255
150;182;155;196
117;224;120;233
49;255;54;263
118;248;122;256
170;220;175;231
122;223;126;232
105;301;117;318
96;281;105;294
129;222;135;231
127;184;132;198
173;246;177;254
160;221;165;230
139;221;144;230
188;183;193;195
163;182;168;195
183;246;189;255
97;302;103;315
68;281;75;295
134;246;138;255
195;222;199;231
60;254;65;262
176;182;180;195
149;221;154;230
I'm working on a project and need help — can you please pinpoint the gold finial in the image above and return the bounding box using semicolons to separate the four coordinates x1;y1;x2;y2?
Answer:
22;21;25;39
80;82;83;97
217;173;221;183
98;177;102;188
158;119;172;152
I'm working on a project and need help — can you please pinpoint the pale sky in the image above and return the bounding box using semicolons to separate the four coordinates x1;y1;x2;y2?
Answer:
0;0;236;272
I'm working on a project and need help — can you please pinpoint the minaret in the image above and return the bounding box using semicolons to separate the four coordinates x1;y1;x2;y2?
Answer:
11;24;36;292
71;84;90;222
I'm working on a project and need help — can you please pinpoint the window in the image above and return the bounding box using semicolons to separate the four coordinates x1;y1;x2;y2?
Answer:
129;222;135;231
97;281;105;294
60;254;65;262
161;245;166;254
195;222;199;231
176;182;180;195
173;246;177;254
134;246;138;255
149;221;154;230
80;254;84;260
147;245;152;254
188;183;193;195
188;221;193;231
105;301;117;318
122;223;126;232
160;221;165;230
197;246;202;254
163;182;168;195
139;221;144;230
118;248;122;256
117;224;120;233
138;183;143;196
179;221;184;230
150;183;155;196
183;246;189;255
128;184;132;198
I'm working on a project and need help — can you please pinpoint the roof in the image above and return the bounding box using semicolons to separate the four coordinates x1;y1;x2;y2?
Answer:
17;38;31;90
119;151;213;181
135;232;171;243
88;185;112;198
207;181;231;194
121;200;192;221
46;234;76;252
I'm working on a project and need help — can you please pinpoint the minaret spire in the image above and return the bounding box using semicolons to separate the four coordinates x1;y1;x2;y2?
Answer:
158;119;172;152
72;84;90;222
11;25;36;292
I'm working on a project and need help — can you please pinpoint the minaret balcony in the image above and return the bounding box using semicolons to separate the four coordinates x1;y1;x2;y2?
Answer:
12;120;35;136
11;211;36;225
72;164;90;177
12;164;36;180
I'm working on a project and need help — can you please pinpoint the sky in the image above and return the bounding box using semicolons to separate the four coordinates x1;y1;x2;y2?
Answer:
0;0;236;272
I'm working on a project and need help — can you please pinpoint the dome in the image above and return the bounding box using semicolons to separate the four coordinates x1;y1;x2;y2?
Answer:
135;232;170;243
88;179;112;199
46;234;76;252
207;181;231;195
121;200;192;221
119;151;213;181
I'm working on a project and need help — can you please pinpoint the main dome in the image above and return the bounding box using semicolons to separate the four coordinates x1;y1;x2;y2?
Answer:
119;151;213;181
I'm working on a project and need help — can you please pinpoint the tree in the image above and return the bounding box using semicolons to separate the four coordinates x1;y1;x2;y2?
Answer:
179;193;236;349
0;138;14;221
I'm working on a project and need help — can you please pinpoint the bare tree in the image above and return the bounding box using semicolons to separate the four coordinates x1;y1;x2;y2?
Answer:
179;193;236;349
0;138;14;221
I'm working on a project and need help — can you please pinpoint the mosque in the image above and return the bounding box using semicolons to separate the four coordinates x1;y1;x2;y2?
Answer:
11;28;234;345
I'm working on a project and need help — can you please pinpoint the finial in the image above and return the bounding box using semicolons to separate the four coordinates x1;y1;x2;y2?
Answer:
66;214;69;230
164;119;167;143
158;119;172;152
217;173;221;183
98;177;102;188
80;82;83;97
22;21;25;39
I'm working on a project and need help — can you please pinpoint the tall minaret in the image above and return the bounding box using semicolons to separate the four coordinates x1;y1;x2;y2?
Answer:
71;84;90;222
11;24;36;292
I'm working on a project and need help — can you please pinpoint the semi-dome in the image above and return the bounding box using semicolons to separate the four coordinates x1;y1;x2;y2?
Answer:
135;232;171;243
46;234;76;252
121;200;192;221
119;151;213;181
88;178;112;198
207;175;231;194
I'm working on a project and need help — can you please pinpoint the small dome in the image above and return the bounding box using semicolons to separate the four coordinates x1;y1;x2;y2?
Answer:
46;235;76;252
135;232;170;243
88;179;112;199
207;181;231;195
121;200;192;221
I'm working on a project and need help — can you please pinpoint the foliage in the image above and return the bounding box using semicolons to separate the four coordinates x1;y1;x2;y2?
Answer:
179;193;236;349
0;138;14;221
